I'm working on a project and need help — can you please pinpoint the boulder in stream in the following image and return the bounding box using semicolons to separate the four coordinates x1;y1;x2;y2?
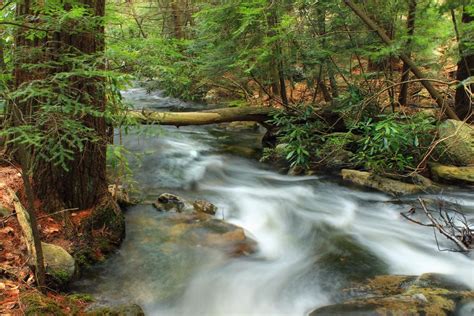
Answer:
193;199;217;215
156;211;256;257
309;273;474;316
153;193;187;212
151;193;255;256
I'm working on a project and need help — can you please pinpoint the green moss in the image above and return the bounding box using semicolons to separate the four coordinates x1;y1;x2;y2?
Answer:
74;251;91;268
21;292;66;316
51;269;72;284
68;293;95;303
85;304;144;316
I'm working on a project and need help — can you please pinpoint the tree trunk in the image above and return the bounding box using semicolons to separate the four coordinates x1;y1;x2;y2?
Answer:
344;0;460;120
171;0;184;39
13;0;108;212
398;0;417;106
454;7;473;121
316;7;338;99
0;39;5;71
126;0;147;39
267;3;288;105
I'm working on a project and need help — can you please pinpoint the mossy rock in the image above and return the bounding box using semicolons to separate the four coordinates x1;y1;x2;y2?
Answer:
42;242;77;286
310;273;474;316
436;120;474;166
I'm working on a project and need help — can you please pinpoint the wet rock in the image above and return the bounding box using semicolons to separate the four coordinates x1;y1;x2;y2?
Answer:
86;303;145;316
108;184;135;207
224;121;260;130
437;119;474;166
193;200;217;215
223;145;258;158
309;273;474;316
341;169;426;195
430;163;474;184
155;212;256;257
316;234;389;284
411;293;428;304
288;165;305;176
153;193;186;212
42;242;76;285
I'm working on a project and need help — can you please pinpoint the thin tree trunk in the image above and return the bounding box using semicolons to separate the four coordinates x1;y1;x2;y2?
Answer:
267;3;288;105
0;39;5;70
398;0;417;106
454;7;473;121
317;8;338;99
344;0;460;120
126;0;147;39
318;80;333;102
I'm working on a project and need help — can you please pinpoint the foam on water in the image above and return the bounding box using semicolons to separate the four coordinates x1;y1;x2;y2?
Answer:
74;88;474;315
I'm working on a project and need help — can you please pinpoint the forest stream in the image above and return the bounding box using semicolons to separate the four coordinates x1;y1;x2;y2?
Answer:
73;88;474;315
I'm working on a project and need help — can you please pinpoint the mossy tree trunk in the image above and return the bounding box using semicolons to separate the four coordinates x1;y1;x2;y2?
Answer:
13;0;109;212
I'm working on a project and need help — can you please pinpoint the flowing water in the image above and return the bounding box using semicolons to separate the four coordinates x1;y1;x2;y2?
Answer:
74;88;474;315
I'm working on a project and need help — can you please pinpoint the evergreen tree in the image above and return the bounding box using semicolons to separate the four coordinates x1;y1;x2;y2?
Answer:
4;0;112;212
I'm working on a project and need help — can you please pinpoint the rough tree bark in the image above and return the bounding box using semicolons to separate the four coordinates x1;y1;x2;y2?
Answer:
13;0;109;212
344;0;460;120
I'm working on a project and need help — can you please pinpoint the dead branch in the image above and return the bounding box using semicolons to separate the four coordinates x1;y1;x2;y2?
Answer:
401;198;473;252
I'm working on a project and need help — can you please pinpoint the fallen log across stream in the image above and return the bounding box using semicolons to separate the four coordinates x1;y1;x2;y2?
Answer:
128;107;273;127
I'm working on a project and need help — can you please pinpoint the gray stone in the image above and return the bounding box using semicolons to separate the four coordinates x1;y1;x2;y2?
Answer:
42;242;76;284
412;293;428;304
437;120;474;166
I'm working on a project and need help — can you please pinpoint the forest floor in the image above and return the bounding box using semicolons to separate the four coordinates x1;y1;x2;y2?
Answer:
0;163;111;315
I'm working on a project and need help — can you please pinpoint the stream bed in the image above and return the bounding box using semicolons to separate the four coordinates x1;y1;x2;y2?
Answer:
73;88;474;315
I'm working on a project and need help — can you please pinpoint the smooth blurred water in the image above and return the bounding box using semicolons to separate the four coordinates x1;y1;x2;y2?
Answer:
74;88;474;316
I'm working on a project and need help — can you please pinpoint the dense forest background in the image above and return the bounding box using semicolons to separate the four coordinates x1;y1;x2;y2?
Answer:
0;0;473;313
1;0;473;184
